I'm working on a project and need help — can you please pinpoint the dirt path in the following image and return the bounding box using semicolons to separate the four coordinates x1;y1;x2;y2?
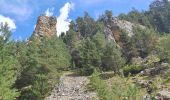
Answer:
46;73;97;100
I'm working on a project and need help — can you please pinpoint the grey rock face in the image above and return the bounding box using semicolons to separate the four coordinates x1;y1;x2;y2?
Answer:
104;26;116;42
110;17;135;37
134;78;153;89
156;90;170;100
140;63;169;76
103;17;144;44
143;94;151;100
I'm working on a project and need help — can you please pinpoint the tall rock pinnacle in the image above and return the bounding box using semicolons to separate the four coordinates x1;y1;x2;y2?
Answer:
31;15;57;40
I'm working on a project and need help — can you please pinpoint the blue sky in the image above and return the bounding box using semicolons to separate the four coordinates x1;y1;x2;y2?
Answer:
0;0;154;40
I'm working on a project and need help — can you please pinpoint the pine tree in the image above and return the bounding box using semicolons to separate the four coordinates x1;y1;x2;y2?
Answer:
0;23;20;100
101;43;125;73
78;38;101;75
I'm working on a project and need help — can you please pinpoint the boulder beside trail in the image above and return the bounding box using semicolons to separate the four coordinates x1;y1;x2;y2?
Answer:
156;90;170;100
140;63;169;76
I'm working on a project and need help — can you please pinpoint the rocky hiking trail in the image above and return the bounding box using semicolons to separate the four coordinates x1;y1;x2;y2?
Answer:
46;72;97;100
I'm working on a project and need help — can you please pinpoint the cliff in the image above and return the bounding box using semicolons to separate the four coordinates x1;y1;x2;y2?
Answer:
31;15;57;40
104;17;145;43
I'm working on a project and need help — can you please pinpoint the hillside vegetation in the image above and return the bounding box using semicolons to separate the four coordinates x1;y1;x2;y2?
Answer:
1;0;170;100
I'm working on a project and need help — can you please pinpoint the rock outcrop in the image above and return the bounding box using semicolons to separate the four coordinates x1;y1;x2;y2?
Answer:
156;90;170;100
140;63;169;76
32;15;57;40
110;17;137;37
104;17;144;43
104;26;116;42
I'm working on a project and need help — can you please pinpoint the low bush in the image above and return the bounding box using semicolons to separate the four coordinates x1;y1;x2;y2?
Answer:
88;70;113;100
123;65;143;76
88;70;144;100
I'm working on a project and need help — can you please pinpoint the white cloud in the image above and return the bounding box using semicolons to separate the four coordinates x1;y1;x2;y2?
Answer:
45;8;54;17
34;25;36;30
0;0;32;21
0;0;57;21
57;2;74;36
0;15;16;30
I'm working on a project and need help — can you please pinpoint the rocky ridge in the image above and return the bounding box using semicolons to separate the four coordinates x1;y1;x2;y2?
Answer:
104;17;145;43
31;15;142;44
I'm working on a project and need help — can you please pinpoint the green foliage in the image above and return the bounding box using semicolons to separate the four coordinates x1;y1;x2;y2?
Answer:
76;12;100;37
123;65;143;76
39;37;71;69
123;55;160;76
118;0;170;34
132;28;158;57
0;58;20;100
16;36;71;99
0;23;20;100
89;70;143;100
74;30;125;75
78;38;101;75
120;28;158;61
69;31;106;74
111;79;141;100
119;8;151;28
61;29;79;48
101;43;125;73
120;31;139;62
145;55;160;67
99;10;113;25
30;74;49;100
157;34;170;63
1;1;169;99
88;70;113;100
148;0;170;33
92;31;106;51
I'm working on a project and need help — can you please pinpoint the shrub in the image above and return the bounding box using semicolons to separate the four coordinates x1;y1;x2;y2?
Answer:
123;65;143;76
30;74;49;100
88;70;113;100
89;70;144;100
